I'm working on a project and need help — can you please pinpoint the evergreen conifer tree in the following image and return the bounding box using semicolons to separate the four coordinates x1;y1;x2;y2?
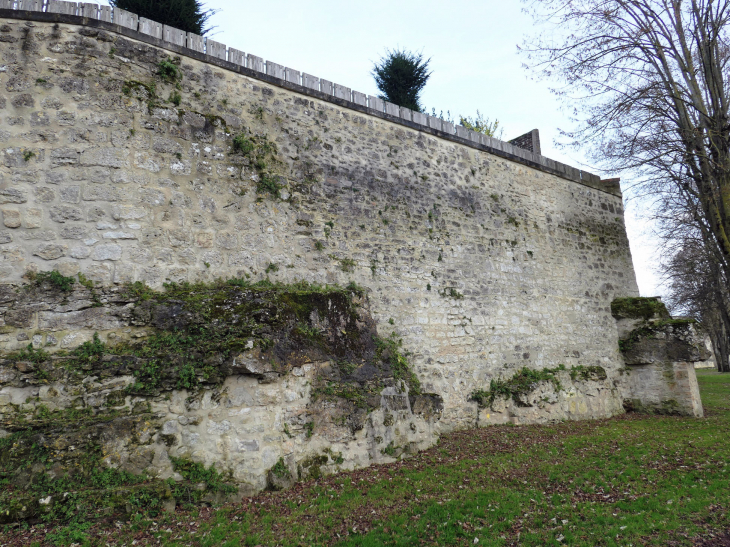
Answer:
109;0;217;36
372;49;431;112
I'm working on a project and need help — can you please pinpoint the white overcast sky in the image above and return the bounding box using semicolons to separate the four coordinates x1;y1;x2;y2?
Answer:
110;0;664;296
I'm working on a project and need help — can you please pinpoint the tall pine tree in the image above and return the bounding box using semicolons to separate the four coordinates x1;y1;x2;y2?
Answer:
372;49;431;112
109;0;217;36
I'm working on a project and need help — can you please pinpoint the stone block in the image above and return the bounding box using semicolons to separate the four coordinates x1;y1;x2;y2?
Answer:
50;205;82;223
0;0;13;8
442;121;455;134
91;243;122;261
334;84;351;101
69;244;90;258
2;209;20;228
368;96;384;112
78;2;98;19
399;107;413;121
412;111;427;126
384;102;399;117
467;130;482;144
113;7;137;29
320;79;333;95
48;0;77;15
427;115;442;131
40;307;124;332
455;125;470;139
111;205;146;220
163;25;186;47
114;262;135;283
229;47;245;66
34;243;67;260
80;147;129;169
247;54;264;72
25;208;42;228
18;0;41;11
0;188;26;204
187;32;204;53
352;91;367;106
98;4;111;22
138;18;163;39
82;185;120;202
207;39;226;60
60;225;88;239
285;67;300;85
302;73;319;91
266;61;285;79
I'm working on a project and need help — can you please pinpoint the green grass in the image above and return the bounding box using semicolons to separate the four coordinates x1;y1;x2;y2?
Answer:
3;371;730;546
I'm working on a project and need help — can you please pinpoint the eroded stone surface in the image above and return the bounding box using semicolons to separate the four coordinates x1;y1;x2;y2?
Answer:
613;297;707;417
0;16;644;513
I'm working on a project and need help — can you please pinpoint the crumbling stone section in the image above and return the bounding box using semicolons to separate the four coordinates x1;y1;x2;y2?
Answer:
471;365;624;425
613;297;707;417
0;278;443;521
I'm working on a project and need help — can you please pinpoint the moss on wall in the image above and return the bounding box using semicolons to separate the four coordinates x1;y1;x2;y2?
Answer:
611;297;671;321
469;365;608;410
0;276;429;523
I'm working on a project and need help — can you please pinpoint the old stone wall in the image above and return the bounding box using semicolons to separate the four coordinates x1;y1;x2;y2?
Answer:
613;297;708;417
0;15;642;504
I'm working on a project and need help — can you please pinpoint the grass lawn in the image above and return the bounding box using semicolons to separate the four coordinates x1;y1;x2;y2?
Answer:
3;370;729;546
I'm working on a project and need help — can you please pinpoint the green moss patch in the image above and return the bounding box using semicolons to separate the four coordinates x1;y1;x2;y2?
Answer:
230;132;284;198
470;365;607;410
7;279;376;396
0;411;167;525
611;297;671;320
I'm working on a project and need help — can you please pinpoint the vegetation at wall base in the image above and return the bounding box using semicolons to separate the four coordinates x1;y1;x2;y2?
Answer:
108;0;217;36
1;371;728;546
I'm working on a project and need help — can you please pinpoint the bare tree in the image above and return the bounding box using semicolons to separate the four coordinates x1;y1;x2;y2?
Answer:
663;235;730;370
522;0;730;370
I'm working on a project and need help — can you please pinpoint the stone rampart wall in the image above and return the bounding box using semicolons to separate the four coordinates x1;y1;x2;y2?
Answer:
0;14;640;411
0;15;642;498
0;2;617;194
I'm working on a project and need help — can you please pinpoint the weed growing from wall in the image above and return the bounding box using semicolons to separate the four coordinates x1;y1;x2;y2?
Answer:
230;132;284;198
157;57;182;83
470;366;566;409
169;457;237;505
29;270;76;292
270;457;291;478
470;364;607;410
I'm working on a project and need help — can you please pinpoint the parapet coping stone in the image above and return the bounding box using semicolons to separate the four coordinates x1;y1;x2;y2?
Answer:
0;6;621;198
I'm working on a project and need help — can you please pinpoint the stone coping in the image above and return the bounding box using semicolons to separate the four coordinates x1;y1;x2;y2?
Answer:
0;4;621;197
